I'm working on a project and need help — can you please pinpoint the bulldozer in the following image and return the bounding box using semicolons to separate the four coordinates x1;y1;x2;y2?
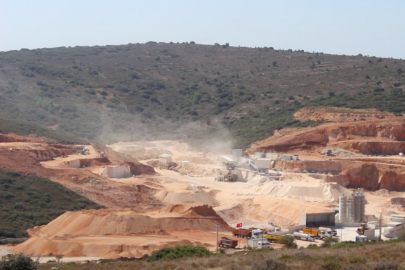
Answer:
357;223;369;235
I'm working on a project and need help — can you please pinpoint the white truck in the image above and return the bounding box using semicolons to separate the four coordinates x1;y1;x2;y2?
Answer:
251;229;264;239
247;238;271;249
293;232;315;242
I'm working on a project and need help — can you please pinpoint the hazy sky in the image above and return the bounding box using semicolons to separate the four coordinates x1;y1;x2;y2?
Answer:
1;0;404;58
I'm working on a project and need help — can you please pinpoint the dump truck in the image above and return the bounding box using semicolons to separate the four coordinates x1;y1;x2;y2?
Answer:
247;238;271;249
303;228;334;239
293;232;315;242
357;223;369;235
264;234;283;243
232;228;252;238
218;237;238;249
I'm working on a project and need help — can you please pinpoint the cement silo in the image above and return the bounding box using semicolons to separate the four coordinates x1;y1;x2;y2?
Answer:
354;190;365;222
347;195;355;222
339;194;347;222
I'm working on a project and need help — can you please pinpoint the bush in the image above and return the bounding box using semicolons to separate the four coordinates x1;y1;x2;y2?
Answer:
0;253;39;270
147;245;212;262
252;259;290;270
278;236;297;249
321;257;341;270
321;237;339;248
374;261;399;270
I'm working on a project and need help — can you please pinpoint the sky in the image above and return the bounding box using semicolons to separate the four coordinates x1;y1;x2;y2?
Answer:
1;0;404;59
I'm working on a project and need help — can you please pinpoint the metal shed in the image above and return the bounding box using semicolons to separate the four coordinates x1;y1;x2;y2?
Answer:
300;212;336;227
159;154;172;165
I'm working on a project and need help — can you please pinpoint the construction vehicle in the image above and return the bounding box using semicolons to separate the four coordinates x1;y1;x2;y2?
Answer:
264;233;285;243
249;228;268;235
247;238;271;249
319;227;337;236
293;232;315;242
218;237;238;249
357;223;369;235
232;228;252;238
81;147;90;155
215;169;238;182
303;228;334;239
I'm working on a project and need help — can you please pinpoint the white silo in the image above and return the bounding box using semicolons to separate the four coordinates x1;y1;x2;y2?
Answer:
354;190;365;223
339;194;347;222
347;195;355;222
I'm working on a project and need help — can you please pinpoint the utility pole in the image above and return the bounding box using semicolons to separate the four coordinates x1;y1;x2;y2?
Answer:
379;211;383;241
216;224;219;253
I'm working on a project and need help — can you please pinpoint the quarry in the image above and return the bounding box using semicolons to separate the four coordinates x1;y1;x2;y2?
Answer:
3;110;405;262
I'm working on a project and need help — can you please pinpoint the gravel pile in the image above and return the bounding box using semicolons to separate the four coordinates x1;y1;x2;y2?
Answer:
321;147;363;157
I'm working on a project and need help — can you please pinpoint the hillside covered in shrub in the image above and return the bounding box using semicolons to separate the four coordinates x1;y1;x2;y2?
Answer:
1;42;404;147
0;170;103;238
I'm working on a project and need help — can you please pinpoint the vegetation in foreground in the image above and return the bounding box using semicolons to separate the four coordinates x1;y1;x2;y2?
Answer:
0;170;103;238
35;239;405;270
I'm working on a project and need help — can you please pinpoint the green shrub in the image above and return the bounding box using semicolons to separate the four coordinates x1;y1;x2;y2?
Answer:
252;259;290;270
147;245;212;262
0;253;39;270
278;236;297;249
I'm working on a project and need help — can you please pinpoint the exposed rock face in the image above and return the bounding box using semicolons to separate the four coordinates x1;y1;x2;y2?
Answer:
250;122;405;154
326;163;405;191
125;161;155;175
274;160;341;174
331;141;405;155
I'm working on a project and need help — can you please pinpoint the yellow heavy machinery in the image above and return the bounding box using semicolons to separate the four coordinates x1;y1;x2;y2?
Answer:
357;223;369;235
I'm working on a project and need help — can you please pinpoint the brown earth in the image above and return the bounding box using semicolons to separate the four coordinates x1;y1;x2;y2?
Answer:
12;205;231;258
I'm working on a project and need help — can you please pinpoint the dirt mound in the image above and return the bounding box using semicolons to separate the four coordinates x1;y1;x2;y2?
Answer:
13;207;231;258
125;161;155;175
155;190;219;206
161;204;223;218
391;197;405;207
247;181;351;202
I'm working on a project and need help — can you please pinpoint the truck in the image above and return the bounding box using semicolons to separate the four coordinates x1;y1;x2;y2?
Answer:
247;238;271;249
303;228;334;239
319;227;337;236
232;228;252;238
293;232;315;242
264;234;283;243
218;237;238;249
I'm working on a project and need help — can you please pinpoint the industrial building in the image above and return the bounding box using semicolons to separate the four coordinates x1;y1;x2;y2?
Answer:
281;154;299;161
266;153;280;160
101;164;131;178
232;149;242;161
159;154;172;166
300;212;336;227
338;190;365;223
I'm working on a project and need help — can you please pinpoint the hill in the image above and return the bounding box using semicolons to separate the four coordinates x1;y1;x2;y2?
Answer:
1;42;404;147
0;170;103;238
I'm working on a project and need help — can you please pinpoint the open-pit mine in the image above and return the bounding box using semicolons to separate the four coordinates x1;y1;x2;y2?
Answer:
3;108;405;260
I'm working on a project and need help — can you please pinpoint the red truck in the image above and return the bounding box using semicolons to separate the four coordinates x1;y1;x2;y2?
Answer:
232;228;252;238
218;237;238;248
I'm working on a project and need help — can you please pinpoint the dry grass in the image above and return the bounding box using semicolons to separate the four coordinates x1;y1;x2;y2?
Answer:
37;241;405;270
